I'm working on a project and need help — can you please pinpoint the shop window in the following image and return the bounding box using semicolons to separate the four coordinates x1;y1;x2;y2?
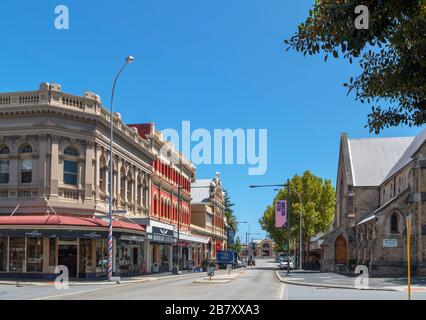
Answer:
79;239;93;274
0;237;7;272
49;238;57;269
26;238;43;272
9;238;25;272
64;160;78;185
96;239;107;272
0;160;9;184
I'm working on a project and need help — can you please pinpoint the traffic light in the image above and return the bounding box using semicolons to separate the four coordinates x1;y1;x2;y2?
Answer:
207;242;212;250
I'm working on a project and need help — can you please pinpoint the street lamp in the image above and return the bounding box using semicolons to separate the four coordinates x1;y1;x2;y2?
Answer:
294;191;303;271
108;56;134;282
249;180;291;276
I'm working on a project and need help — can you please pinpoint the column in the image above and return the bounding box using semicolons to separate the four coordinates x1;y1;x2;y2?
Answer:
38;136;48;197
116;161;122;202
133;169;138;210
42;237;50;273
94;145;101;201
168;245;173;271
50;135;60;199
84;141;95;202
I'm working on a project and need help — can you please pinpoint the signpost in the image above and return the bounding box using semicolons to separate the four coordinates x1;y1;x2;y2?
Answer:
406;214;412;301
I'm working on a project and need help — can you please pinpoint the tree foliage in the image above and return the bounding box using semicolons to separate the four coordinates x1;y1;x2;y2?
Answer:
259;171;335;249
229;236;243;253
223;189;238;232
284;0;426;133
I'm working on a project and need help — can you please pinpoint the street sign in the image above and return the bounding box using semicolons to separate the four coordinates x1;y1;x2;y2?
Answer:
383;239;398;248
275;200;287;228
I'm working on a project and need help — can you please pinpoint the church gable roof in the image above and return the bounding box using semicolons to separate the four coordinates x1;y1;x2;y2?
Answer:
347;136;414;186
383;128;426;183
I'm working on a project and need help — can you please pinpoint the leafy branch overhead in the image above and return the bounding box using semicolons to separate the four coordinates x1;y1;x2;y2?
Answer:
284;0;426;133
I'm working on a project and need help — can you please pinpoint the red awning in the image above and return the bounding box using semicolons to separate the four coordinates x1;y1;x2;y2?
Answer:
0;215;145;233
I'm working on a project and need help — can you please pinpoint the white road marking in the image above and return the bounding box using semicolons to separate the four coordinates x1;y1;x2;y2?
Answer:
33;283;132;300
276;283;288;300
320;277;331;279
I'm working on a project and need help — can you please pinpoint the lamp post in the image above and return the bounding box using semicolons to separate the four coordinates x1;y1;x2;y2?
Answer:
294;191;303;270
250;180;291;276
108;56;134;282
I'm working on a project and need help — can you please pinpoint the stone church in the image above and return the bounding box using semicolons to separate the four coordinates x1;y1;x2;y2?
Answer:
322;128;426;276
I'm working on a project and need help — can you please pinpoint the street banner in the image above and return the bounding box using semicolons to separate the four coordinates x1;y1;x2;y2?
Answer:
275;200;287;228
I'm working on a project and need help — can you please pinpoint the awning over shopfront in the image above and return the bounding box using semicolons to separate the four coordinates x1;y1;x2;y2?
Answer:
0;215;146;239
178;233;209;244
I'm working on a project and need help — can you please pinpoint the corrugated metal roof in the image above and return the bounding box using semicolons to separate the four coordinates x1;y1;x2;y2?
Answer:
348;136;414;186
383;128;426;182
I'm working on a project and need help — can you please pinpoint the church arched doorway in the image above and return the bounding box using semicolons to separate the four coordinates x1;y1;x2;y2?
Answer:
335;235;347;264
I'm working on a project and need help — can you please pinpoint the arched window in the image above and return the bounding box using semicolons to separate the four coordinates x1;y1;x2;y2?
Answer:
0;145;9;184
19;144;33;183
120;168;126;199
63;147;78;186
390;213;399;233
0;146;10;154
127;174;133;202
99;157;107;192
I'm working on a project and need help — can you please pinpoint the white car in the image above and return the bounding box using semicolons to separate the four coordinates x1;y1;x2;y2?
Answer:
279;260;294;270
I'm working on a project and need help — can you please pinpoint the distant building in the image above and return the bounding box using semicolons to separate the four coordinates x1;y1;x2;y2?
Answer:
190;173;227;263
244;239;276;257
322;129;426;276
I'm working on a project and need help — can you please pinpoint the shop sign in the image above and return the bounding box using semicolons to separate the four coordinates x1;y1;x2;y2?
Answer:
177;242;188;247
147;226;175;244
120;235;144;242
383;239;398;248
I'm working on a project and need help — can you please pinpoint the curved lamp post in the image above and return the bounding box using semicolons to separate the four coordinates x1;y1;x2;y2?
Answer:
108;56;135;281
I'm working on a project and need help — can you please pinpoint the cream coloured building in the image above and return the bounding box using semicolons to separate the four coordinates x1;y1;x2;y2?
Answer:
0;82;154;278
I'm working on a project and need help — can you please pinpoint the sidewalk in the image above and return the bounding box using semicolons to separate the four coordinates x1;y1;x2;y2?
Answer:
275;270;426;292
0;269;240;287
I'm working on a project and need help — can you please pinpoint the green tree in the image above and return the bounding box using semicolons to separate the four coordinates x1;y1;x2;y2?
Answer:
284;0;426;133
223;189;238;232
259;171;335;255
229;236;243;254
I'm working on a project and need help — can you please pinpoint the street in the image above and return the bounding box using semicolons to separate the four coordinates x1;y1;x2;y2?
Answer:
1;259;426;300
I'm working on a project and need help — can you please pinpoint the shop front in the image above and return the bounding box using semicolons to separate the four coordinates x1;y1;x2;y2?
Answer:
0;215;145;279
147;226;175;273
175;233;209;269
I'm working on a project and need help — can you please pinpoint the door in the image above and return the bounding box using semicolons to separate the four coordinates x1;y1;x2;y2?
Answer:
58;244;78;278
335;236;347;264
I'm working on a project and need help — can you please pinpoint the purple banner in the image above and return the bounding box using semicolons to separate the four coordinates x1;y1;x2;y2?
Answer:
275;200;287;228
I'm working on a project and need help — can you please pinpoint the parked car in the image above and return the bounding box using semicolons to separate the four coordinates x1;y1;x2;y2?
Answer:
279;260;295;270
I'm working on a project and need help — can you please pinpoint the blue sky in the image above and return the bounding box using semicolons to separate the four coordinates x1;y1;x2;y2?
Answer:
0;1;422;242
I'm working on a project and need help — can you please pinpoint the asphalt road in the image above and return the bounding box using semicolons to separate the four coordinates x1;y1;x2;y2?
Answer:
2;259;426;300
